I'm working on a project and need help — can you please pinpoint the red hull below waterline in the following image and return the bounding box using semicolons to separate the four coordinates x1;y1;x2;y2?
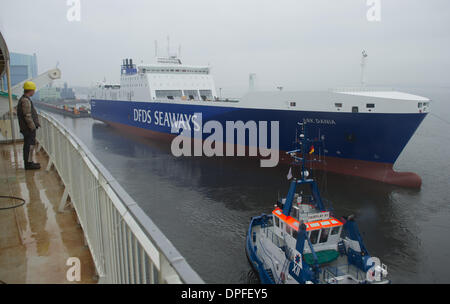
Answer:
280;154;421;188
102;120;422;188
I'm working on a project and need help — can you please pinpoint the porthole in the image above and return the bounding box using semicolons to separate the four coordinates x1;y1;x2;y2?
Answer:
346;133;356;143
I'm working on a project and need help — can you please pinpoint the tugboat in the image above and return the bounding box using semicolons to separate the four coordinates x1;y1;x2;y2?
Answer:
246;123;389;284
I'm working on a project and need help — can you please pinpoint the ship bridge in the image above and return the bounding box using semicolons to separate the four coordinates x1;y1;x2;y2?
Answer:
103;56;217;102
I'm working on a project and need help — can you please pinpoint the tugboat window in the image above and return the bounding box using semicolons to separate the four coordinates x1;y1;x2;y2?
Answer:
319;228;330;243
310;229;320;244
291;207;298;219
331;226;340;235
274;216;279;227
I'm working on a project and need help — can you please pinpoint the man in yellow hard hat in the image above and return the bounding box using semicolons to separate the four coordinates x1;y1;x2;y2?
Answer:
17;81;41;170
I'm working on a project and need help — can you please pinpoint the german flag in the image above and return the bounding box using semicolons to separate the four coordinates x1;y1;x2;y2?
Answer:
308;145;315;155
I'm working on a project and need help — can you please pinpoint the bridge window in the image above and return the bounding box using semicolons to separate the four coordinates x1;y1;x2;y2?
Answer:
292;229;298;239
286;225;291;235
291;207;299;219
200;90;213;101
319;228;330;243
274;216;279;227
418;102;423;108
310;229;320;244
183;90;199;100
331;226;340;235
155;90;183;99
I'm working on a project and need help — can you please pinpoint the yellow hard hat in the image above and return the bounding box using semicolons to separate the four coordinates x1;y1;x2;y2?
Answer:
23;81;37;91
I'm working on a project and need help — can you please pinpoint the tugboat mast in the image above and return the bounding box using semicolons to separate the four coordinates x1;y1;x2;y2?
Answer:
282;122;326;217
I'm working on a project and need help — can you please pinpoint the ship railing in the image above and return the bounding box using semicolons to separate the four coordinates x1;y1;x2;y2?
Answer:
213;98;240;103
332;86;395;93
256;237;281;284
264;226;286;249
155;96;240;103
35;112;203;284
321;263;366;283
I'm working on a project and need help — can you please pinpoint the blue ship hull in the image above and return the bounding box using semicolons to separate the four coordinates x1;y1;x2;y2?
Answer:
90;98;427;187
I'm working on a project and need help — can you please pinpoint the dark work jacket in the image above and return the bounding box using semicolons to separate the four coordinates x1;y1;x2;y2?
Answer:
17;95;40;133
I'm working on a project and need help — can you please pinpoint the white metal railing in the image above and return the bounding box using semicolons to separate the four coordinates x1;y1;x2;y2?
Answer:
331;86;395;93
36;112;203;284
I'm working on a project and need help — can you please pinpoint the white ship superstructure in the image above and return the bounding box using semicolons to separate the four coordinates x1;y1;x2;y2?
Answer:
91;57;217;102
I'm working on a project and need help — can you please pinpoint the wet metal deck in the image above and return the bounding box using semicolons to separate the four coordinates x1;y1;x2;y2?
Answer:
0;143;97;283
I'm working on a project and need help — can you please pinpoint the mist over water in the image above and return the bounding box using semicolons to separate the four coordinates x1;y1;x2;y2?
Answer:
48;86;450;283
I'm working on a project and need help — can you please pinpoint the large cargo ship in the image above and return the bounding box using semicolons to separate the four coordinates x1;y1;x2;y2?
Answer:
90;56;430;187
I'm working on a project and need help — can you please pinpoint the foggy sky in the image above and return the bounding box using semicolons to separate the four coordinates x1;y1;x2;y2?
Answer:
1;0;449;96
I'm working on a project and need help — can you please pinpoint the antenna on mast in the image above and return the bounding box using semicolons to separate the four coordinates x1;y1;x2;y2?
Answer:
361;50;368;86
167;35;170;57
154;40;158;57
249;73;256;91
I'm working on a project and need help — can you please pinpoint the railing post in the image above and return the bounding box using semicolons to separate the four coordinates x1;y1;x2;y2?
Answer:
58;188;69;212
45;125;54;171
159;255;182;284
